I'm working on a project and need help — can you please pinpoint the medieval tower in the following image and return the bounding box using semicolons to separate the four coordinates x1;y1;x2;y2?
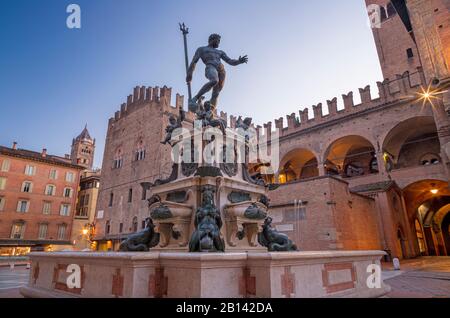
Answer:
71;125;96;170
366;0;449;82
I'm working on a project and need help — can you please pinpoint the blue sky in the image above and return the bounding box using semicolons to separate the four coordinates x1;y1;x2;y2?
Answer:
0;0;383;168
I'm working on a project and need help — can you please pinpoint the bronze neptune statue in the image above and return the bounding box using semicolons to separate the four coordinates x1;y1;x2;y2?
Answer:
186;33;248;110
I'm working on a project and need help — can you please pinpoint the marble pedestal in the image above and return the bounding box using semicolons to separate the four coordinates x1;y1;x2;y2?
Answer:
20;250;390;298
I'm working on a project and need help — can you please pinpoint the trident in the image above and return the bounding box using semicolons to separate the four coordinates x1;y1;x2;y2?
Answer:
179;23;193;103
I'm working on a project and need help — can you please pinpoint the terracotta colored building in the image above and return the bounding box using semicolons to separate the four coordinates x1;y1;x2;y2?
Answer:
71;169;101;250
0;143;84;255
94;0;450;259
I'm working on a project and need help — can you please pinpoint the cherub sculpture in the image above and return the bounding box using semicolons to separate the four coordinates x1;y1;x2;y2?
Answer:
195;101;227;134
161;108;185;146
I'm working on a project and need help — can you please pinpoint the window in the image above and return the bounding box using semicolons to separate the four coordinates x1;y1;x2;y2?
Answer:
1;159;10;172
113;158;123;169
109;193;114;207
76;206;88;217
135;149;146;161
84;194;90;205
45;185;56;196
128;188;133;203
141;220;146;229
17;200;29;213
0;197;5;211
106;220;110;234
406;48;414;59
42;202;51;215
21;181;33;193
386;2;397;17
38;224;48;239
380;6;387;21
65;172;75;183
63;187;73;198
119;223;123;233
57;224;67;240
60;204;71;216
49;169;58;180
0;177;7;190
132;217;138;232
25;165;36;176
113;149;123;169
11;223;25;239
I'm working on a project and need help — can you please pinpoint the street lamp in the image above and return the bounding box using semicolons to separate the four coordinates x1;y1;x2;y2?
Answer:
82;222;96;250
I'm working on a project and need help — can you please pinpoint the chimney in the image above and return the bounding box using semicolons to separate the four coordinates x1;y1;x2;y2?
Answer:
42;148;47;158
12;141;17;150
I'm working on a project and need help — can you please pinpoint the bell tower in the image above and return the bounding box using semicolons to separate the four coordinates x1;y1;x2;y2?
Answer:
71;125;95;169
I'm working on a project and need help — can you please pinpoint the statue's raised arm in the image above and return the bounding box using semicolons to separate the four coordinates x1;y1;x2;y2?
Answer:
186;33;248;111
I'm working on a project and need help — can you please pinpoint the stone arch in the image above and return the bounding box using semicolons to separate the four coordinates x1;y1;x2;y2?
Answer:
322;135;377;178
278;148;319;183
381;116;440;169
403;179;450;256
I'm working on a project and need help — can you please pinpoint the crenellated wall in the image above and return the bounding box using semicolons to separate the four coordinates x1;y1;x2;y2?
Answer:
108;85;186;127
260;67;426;136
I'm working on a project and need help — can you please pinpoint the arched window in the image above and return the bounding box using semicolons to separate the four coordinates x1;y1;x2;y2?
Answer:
113;149;123;169
132;217;138;233
106;220;111;234
134;140;146;161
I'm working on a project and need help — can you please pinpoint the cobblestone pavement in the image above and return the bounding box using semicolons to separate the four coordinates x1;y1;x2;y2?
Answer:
383;257;450;298
0;267;29;298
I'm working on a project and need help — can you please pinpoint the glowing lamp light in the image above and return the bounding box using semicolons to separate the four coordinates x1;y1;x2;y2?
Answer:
416;85;447;108
82;229;89;235
430;189;439;195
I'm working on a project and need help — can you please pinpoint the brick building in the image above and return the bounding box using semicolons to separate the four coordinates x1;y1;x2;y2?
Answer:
0;143;84;255
94;0;450;259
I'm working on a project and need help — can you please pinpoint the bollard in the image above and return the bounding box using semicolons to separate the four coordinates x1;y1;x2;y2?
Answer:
9;262;14;270
393;258;401;271
26;263;31;269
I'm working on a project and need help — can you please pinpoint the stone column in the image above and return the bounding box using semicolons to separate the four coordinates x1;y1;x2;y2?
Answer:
318;162;326;176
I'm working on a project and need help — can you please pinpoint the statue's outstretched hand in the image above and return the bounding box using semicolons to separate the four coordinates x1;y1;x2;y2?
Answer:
239;55;248;64
186;73;193;83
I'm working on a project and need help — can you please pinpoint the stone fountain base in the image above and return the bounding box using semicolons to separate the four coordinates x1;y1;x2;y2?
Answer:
20;250;390;298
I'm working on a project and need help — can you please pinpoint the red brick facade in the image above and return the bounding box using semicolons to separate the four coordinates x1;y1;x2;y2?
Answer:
0;145;84;254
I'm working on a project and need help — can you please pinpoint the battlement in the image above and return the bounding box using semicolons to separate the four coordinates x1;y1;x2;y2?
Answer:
261;67;427;135
107;67;427;137
108;85;186;126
